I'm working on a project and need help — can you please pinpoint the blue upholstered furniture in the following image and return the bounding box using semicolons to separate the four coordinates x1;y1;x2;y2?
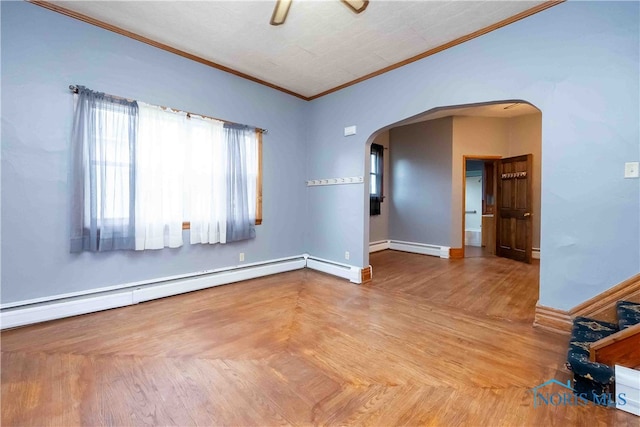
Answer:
566;317;618;400
617;300;640;330
566;301;640;403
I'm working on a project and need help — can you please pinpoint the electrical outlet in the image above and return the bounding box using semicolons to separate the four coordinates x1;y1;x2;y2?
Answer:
239;252;245;262
345;251;350;260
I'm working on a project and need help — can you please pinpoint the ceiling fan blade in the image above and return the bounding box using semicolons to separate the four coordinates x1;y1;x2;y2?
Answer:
270;0;292;26
341;0;369;14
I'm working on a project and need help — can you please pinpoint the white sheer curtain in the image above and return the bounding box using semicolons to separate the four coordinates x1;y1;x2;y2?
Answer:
187;116;228;244
135;103;186;250
71;86;259;252
133;102;257;249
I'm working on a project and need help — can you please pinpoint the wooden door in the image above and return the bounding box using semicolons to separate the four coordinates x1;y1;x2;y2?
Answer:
496;154;532;263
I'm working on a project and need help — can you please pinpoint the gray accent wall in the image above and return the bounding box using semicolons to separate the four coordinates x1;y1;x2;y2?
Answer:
389;118;453;246
386;114;541;251
1;2;308;304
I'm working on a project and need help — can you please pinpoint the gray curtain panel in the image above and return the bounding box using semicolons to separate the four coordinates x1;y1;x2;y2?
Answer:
224;123;256;242
70;86;138;252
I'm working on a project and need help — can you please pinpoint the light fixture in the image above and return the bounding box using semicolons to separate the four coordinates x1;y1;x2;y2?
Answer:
270;0;293;26
270;0;369;26
340;0;369;14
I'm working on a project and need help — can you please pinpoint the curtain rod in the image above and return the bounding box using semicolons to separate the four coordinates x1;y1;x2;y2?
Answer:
69;85;267;134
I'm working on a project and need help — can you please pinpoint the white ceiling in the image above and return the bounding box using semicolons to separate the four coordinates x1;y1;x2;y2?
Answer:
413;101;541;121
49;0;549;99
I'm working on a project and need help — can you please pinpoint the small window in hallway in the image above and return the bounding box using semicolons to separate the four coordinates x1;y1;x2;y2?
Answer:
370;143;384;215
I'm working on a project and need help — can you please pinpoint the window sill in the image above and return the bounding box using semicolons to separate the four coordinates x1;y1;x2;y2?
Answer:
182;219;262;230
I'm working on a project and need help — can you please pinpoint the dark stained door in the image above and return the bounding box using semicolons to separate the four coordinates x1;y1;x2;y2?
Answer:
496;154;532;263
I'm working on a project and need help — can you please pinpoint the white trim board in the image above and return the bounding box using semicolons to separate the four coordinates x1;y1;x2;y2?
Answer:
369;240;390;253
388;240;450;259
533;248;541;260
132;259;306;304
305;255;363;284
0;254;305;310
1;254;371;329
375;239;536;260
1;257;306;330
616;365;640;416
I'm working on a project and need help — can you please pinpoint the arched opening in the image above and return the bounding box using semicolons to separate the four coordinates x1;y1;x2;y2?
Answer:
363;100;542;321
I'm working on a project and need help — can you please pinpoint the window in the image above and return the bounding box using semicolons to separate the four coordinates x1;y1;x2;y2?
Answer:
370;143;384;216
92;105;134;223
70;86;262;253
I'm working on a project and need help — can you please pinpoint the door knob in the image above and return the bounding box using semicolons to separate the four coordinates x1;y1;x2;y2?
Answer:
523;212;531;217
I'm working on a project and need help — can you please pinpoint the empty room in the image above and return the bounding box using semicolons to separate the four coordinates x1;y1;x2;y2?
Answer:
2;0;639;425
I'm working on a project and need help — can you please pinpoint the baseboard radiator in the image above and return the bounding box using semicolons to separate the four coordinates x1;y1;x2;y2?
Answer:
369;240;390;253
1;256;306;330
1;253;375;330
388;240;450;259
369;239;450;258
305;255;363;284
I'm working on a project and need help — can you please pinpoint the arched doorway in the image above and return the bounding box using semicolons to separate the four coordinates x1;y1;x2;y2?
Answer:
363;100;542;319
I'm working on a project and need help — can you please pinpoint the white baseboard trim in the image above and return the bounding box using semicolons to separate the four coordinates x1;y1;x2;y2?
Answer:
533;248;541;260
616;365;640;416
369;240;390;253
132;258;306;304
388;240;450;259
305;255;362;284
0;254;305;310
1;256;306;330
1;292;134;331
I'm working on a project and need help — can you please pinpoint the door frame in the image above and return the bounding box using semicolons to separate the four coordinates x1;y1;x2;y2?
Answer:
461;155;502;258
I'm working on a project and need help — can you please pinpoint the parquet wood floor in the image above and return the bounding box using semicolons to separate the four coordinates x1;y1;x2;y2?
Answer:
2;251;637;425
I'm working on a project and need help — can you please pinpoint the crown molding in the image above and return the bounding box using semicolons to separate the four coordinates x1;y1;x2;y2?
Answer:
29;0;564;102
28;0;308;100
307;1;564;100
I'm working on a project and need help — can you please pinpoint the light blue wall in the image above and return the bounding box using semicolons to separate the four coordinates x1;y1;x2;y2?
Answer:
306;1;639;310
2;2;638;312
1;2;308;303
389;118;453;246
